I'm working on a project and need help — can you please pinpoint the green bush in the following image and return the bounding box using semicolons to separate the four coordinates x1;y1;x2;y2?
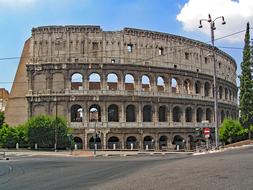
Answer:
26;115;71;149
219;119;246;144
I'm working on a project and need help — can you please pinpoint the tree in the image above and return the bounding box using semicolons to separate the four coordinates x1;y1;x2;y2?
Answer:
26;115;71;149
219;119;245;144
0;124;19;148
239;22;253;139
0;111;5;128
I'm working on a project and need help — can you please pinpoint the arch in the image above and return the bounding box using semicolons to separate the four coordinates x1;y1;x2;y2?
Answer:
142;75;150;91
108;104;119;122
183;79;191;94
229;89;232;100
107;73;118;90
71;104;83;122
195;80;201;94
52;73;64;92
143;136;155;149
107;136;120;149
226;110;230;118
221;110;225;123
171;77;180;93
196;107;203;123
143;105;152;122
89;73;101;90
158;105;167;122
225;88;228;100
157;76;165;92
71;73;83;90
126;104;136;122
219;86;223;99
89;104;101;122
172;135;185;150
125;74;135;91
126;136;138;149
159;135;168;150
89;136;102;149
173;106;182;122
206;108;213;123
185;107;192;122
204;82;210;97
73;137;83;149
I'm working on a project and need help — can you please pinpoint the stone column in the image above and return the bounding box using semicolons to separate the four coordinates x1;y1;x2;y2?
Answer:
101;72;107;91
153;104;158;124
121;134;125;150
138;103;142;123
169;105;173;126
155;133;159;150
103;132;107;150
121;102;125;123
84;130;88;149
182;106;186;126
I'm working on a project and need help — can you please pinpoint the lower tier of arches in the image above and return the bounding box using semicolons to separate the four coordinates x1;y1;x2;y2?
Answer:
72;127;212;151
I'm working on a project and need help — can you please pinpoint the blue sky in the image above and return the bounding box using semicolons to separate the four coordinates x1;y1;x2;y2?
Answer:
0;0;251;91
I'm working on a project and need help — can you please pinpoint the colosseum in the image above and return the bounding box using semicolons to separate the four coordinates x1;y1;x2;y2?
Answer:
5;25;238;150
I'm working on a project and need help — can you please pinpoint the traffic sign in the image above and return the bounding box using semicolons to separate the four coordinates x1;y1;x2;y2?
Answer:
203;128;210;135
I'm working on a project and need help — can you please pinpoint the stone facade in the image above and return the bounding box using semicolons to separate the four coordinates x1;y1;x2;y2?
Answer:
0;88;9;112
6;25;238;150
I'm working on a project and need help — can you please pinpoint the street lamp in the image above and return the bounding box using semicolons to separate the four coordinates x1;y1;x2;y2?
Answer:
90;107;98;156
199;14;226;148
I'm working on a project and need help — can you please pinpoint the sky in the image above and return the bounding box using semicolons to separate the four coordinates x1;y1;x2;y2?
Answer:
0;0;252;92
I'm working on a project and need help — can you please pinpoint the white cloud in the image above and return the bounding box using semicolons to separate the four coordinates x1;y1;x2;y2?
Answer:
0;0;37;8
177;0;253;43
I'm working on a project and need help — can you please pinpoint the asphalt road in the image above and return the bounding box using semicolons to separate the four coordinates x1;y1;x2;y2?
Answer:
0;146;252;190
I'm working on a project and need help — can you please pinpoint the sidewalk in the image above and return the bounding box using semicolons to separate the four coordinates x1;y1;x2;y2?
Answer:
0;149;193;158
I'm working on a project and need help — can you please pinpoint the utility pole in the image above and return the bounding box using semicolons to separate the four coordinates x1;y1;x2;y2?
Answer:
54;97;58;152
199;14;226;148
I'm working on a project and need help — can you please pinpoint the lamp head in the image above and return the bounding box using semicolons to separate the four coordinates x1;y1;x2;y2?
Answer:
221;16;226;25
208;14;211;22
198;20;203;28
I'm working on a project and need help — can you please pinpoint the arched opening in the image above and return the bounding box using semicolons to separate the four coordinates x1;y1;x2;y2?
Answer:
173;106;182;122
219;86;223;99
141;75;150;92
184;79;191;94
126;104;136;122
89;73;101;90
221;110;225;123
71;104;83;122
125;74;134;91
71;73;83;90
185;107;192;122
226;110;230;118
225;88;228;100
159;136;168;150
108;104;119;122
89;136;102;149
73;137;83;149
143;105;152;122
107;73;118;90
195;81;201;94
89;104;101;122
206;108;212;123
196;108;203;123
204;82;210;97
172;135;185;150
126;136;138;149
143;136;154;149
157;76;165;92
107;136;120;149
158;106;166;122
171;77;179;93
229;89;232;100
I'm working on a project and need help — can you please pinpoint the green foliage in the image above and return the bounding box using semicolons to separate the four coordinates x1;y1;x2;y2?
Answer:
239;22;253;131
26;115;71;149
0;111;5;127
219;119;246;143
0;124;18;148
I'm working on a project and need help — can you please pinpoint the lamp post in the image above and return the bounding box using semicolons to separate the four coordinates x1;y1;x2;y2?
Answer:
199;14;226;148
90;108;98;156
